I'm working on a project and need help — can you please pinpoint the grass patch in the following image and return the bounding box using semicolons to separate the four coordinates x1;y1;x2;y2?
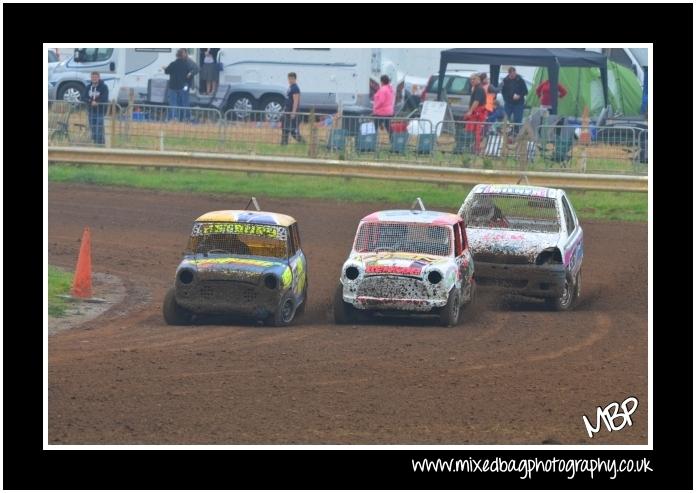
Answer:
48;164;647;222
48;266;73;317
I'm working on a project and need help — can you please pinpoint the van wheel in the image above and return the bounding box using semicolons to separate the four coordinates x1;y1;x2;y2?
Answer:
333;284;357;324
260;95;286;122
162;287;192;325
269;292;296;326
439;289;461;327
58;82;86;103
545;270;580;311
226;93;256;121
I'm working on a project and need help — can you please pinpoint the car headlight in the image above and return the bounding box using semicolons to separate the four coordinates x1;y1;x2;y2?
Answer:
345;266;360;280
427;270;443;284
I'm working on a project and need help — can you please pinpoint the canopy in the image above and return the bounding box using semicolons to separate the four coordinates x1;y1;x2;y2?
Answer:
525;61;643;117
437;48;609;114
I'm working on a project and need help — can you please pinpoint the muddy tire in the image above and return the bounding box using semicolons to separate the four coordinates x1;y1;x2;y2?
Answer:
333;284;356;324
295;285;308;317
439;288;461;327
545;270;580;311
162;287;192;325
269;292;297;327
460;278;477;322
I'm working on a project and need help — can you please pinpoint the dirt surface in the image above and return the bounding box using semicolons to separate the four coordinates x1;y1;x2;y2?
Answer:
49;273;126;335
48;183;648;444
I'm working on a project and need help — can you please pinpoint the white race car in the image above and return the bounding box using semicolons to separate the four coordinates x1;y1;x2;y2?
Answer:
458;184;584;310
335;199;476;326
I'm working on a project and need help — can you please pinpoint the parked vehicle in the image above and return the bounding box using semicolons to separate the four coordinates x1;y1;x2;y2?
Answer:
48;48;379;119
163;199;308;326
458;184;583;310
48;49;60;78
335;199;476;327
421;70;531;119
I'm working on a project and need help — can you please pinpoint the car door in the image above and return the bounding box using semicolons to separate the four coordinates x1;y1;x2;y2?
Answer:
453;221;473;289
560;194;583;277
288;224;307;301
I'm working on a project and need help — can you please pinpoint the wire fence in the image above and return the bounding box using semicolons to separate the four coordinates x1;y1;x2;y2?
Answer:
48;100;648;175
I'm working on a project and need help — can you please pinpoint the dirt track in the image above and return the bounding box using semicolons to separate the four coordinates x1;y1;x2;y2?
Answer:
48;183;648;444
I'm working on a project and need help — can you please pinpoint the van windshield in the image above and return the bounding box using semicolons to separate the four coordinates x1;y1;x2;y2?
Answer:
75;48;114;63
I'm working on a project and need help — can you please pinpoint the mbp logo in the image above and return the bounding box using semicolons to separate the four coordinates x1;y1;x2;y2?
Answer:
582;396;639;438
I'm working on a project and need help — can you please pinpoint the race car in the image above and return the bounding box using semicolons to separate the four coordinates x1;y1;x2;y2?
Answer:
458;184;583;310
334;198;476;327
163;198;307;326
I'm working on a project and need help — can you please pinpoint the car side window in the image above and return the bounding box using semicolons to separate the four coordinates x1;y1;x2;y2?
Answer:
449;76;471;95
287;225;297;257
561;197;575;234
453;224;462;256
292;224;302;251
459;220;468;250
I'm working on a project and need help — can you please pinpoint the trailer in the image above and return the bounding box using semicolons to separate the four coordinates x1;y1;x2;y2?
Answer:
48;47;376;117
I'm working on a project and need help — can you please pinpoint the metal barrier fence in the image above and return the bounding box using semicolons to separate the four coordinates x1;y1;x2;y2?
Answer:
48;101;648;175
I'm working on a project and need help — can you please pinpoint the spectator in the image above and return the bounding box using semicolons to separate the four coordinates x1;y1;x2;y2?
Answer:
200;48;220;96
486;100;506;123
500;67;528;131
281;72;304;145
479;72;498;114
86;71;108;145
163;48;199;121
372;74;395;138
463;73;488;154
536;78;568;111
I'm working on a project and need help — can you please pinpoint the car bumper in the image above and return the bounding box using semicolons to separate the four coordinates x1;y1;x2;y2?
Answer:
175;281;283;317
342;276;449;312
475;261;566;297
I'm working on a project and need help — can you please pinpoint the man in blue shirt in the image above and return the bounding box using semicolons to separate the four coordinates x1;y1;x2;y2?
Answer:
86;71;109;145
281;72;304;145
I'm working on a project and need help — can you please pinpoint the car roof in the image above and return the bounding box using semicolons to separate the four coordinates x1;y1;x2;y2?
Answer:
195;210;296;227
360;210;461;225
470;184;562;199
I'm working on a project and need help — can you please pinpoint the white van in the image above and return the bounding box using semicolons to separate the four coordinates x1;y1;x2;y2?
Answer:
48;47;375;117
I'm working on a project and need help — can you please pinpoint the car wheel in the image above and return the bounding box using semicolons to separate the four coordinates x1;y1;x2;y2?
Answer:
269;292;296;326
439;288;461;327
545;270;580;311
260;95;286;123
162;287;192;325
295;285;308;317
226;93;256;121
58;82;86;104
333;284;356;324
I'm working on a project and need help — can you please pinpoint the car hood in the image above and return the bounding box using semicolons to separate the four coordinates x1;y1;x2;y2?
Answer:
353;251;447;276
179;255;291;285
467;228;560;263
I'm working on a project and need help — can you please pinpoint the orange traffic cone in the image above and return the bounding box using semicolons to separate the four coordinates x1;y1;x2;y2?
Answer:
71;227;92;298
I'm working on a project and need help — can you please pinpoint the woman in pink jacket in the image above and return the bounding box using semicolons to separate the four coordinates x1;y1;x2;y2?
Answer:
372;75;395;137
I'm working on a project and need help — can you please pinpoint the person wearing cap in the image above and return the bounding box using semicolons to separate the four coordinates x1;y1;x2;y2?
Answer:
500;67;528;133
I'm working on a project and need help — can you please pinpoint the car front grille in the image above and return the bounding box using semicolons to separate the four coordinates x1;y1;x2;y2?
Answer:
356;276;429;300
473;252;531;265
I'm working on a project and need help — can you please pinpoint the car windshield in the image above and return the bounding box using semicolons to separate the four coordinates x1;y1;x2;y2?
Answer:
354;222;452;257
186;222;288;258
461;193;560;233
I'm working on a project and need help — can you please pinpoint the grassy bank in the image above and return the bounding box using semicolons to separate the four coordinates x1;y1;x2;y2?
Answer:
48;266;73;317
48;164;647;222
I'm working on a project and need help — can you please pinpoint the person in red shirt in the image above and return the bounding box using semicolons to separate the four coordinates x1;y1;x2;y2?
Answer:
536;79;568;110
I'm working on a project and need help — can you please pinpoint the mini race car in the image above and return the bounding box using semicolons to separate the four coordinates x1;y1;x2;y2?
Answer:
458;184;583;310
334;198;476;326
163;198;307;326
